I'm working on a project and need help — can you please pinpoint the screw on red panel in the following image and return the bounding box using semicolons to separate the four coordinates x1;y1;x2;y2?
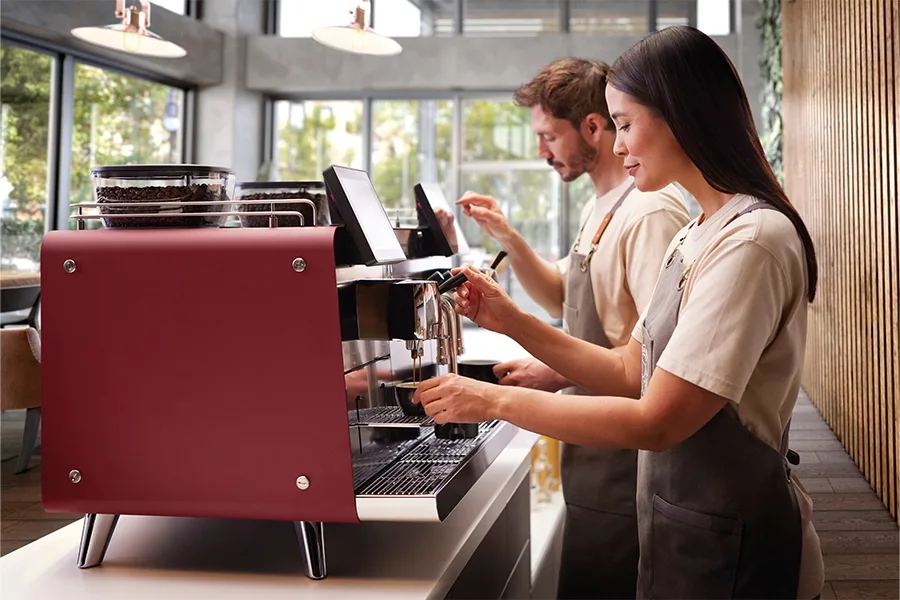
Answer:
69;470;82;483
63;259;76;273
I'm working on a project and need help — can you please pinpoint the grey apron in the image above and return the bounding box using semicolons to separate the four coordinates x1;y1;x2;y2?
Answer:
557;183;640;600
638;201;803;599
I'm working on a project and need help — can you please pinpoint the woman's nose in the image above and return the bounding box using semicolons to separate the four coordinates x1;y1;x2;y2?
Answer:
613;134;627;158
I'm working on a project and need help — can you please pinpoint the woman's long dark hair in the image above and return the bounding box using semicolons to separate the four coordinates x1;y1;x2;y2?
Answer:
608;26;818;301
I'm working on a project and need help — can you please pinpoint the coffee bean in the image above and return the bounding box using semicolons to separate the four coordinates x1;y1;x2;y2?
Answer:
97;184;230;228
237;190;327;228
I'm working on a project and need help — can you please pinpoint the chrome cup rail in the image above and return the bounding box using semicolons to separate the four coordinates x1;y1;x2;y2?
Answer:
70;198;318;230
70;211;305;229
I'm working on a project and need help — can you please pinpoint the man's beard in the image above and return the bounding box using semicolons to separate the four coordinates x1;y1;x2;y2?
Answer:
549;138;598;183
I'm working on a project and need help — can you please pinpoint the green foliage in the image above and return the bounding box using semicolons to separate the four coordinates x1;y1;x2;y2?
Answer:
1;43;181;266
273;98;557;256
276;101;363;183
69;63;182;209
1;45;52;219
458;100;558;256
1;217;44;265
757;0;783;183
461;99;534;162
371;100;452;209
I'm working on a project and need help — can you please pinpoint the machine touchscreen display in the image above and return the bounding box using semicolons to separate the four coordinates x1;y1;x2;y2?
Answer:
324;166;406;265
414;183;470;256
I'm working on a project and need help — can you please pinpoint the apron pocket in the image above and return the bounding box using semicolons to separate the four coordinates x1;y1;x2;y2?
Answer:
562;302;578;335
649;494;742;600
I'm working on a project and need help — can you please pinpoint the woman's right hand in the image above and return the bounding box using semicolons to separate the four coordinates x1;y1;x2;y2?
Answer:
453;264;520;335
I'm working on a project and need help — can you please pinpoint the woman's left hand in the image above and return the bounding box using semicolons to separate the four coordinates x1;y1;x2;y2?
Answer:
413;373;502;424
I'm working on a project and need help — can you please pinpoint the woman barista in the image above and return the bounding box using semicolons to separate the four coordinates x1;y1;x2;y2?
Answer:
413;26;825;600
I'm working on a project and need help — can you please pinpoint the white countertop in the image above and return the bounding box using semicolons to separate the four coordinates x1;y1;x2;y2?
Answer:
529;488;565;579
460;326;532;362
1;429;540;600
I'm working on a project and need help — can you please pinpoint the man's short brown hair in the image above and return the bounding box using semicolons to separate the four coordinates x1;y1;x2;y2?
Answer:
513;57;615;131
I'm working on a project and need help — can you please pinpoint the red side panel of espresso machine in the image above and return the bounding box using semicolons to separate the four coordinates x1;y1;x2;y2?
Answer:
40;227;359;523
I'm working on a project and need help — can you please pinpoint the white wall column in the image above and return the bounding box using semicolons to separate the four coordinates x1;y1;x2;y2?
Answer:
196;0;265;181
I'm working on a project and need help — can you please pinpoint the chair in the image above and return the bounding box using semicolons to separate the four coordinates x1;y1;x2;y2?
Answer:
1;327;42;473
0;272;41;329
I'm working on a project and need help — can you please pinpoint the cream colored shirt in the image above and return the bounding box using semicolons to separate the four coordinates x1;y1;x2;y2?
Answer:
631;193;824;599
557;177;689;347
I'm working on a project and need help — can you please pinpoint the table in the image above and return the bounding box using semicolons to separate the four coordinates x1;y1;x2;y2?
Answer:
0;430;560;600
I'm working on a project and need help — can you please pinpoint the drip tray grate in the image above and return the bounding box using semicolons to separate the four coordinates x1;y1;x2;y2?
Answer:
401;437;480;463
349;406;434;427
356;421;503;496
351;433;426;491
352;462;393;489
357;461;459;496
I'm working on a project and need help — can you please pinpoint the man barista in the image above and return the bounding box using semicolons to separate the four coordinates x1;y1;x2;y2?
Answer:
457;58;689;599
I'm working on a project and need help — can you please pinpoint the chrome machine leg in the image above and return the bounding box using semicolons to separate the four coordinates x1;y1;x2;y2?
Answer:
295;521;326;579
77;513;120;568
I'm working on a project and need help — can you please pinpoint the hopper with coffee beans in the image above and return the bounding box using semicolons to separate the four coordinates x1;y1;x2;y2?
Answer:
89;164;237;228
42;164;515;581
235;180;331;228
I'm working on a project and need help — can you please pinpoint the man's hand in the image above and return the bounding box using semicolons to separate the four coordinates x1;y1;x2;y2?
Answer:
432;207;459;249
494;357;570;392
456;192;518;249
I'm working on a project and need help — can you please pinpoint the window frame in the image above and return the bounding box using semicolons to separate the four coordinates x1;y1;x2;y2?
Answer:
1;30;195;234
270;1;735;37
267;91;580;297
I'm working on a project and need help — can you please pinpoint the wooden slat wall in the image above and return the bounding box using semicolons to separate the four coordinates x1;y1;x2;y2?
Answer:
783;0;899;521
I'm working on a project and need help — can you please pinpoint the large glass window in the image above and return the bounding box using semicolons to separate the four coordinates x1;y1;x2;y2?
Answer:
373;0;422;36
279;1;454;37
461;98;536;162
570;0;649;33
463;0;560;36
274;100;364;180
459;167;560;319
69;64;185;217
655;0;695;30
1;44;52;274
371;100;453;209
278;1;354;37
459;98;560;321
276;1;726;39
152;0;187;15
696;0;730;35
373;0;428;37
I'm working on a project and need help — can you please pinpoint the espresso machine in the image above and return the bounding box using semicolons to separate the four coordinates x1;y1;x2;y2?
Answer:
40;164;515;581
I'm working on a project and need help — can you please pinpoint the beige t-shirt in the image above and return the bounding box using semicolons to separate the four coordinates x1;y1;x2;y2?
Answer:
557;177;690;347
631;193;824;599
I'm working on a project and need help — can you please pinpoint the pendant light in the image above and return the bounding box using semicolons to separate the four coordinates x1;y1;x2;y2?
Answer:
71;0;187;59
312;1;402;57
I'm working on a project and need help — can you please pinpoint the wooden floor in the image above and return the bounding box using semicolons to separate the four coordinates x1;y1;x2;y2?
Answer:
1;391;898;598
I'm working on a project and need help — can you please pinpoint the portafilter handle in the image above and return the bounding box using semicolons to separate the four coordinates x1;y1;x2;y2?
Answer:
436;251;507;295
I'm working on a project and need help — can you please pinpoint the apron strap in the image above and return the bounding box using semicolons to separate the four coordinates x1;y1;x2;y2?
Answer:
723;201;776;227
578;182;636;272
780;417;801;469
677;200;779;287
